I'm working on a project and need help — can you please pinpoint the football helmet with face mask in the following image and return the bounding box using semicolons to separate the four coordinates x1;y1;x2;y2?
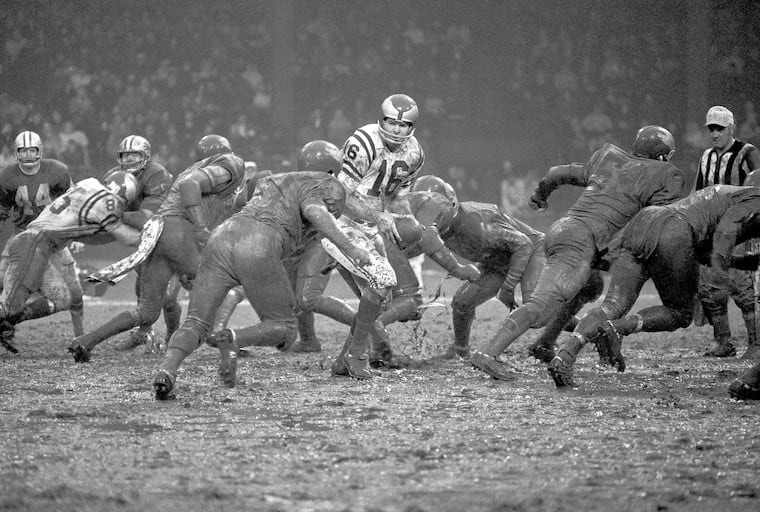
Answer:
378;94;418;146
14;130;42;175
118;135;151;173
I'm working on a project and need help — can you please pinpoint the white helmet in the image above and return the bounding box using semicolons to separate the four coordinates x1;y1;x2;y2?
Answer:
14;130;42;175
378;94;418;146
118;135;151;173
104;170;139;203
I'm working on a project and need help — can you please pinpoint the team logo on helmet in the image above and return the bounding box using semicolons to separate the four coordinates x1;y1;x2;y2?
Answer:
297;140;342;174
196;134;232;161
632;125;675;161
14;130;42;175
118;135;151;173
379;94;418;146
104;170;139;203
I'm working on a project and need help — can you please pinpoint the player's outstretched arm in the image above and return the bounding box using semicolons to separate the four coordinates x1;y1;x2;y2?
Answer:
302;203;371;266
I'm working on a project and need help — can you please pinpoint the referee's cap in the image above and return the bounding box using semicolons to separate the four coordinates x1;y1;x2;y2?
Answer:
705;106;734;127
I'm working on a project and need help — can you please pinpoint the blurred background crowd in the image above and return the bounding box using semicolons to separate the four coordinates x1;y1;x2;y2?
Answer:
1;0;759;231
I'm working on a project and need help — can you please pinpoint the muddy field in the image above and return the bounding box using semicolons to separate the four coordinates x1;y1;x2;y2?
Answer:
1;271;759;512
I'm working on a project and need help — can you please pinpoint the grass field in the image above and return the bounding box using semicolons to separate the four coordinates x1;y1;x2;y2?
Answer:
1;269;759;512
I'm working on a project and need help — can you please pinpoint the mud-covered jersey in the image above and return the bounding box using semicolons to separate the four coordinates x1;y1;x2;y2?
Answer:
339;123;424;211
0;159;72;231
540;144;685;251
404;192;543;287
26;177;126;247
233;171;346;258
622;185;760;262
693;139;760;191
157;152;245;228
104;160;173;214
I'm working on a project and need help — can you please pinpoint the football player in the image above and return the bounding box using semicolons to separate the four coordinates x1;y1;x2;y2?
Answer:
332;93;427;374
105;135;177;351
0;171;142;352
0;130;82;340
562;184;760;387
152;156;374;399
469;125;686;382
68;134;246;363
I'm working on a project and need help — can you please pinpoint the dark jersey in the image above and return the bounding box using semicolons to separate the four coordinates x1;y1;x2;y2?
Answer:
405;192;543;276
235;171;346;258
157;152;245;227
538;144;685;252
621;185;760;261
104;160;173;214
0;159;72;231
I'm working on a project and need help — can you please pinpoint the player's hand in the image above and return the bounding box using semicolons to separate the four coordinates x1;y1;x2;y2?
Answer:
376;212;403;244
194;227;212;249
497;287;518;310
346;245;373;267
68;241;85;254
529;194;547;212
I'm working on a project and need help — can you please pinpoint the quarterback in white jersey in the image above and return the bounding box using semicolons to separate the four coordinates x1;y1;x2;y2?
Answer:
329;94;429;378
339;94;425;238
0;172;142;353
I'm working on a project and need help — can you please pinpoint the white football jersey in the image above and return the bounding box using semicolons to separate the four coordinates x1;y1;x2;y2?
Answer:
339;123;424;211
28;177;125;238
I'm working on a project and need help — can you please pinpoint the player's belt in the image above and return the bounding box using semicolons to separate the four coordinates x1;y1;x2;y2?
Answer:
86;216;164;285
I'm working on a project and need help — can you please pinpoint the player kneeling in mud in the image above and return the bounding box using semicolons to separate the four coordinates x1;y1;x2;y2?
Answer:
152;141;381;399
550;184;760;388
0;172;143;353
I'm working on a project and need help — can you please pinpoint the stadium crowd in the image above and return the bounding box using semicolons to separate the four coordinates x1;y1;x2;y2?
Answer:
3;1;759;206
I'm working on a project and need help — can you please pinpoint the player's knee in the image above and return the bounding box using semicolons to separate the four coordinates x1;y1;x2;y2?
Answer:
131;307;161;329
166;326;203;355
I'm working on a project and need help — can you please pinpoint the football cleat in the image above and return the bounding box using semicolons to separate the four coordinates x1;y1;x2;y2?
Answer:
117;328;155;351
470;351;518;381
594;321;626;372
704;340;737;358
331;353;373;380
527;342;555;364
0;321;18;353
548;350;578;388
153;368;177;400
369;339;410;369
442;342;471;360
289;337;322;353
206;329;238;388
68;343;91;363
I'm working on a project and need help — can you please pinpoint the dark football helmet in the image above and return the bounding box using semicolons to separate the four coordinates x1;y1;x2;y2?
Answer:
632;125;675;161
412;175;458;209
196;134;232;160
297;140;342;174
